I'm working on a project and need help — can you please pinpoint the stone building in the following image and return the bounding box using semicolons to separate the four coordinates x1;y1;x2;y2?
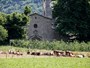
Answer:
27;0;60;40
43;0;52;18
27;13;56;40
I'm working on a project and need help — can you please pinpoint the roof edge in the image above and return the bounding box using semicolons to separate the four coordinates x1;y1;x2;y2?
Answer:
30;13;52;20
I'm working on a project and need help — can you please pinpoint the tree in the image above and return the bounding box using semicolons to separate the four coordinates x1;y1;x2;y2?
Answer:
53;0;90;41
0;12;7;25
6;12;30;40
24;6;31;16
0;25;8;41
0;12;8;43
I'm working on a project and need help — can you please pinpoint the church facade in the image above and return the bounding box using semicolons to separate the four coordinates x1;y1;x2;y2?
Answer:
27;0;60;40
27;13;55;40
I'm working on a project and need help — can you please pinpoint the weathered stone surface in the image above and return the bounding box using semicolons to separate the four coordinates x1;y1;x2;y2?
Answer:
27;13;55;41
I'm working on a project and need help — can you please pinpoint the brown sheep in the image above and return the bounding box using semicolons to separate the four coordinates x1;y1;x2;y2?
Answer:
16;50;23;56
53;50;64;56
42;52;53;56
65;51;74;57
8;50;14;54
27;50;30;54
31;52;40;56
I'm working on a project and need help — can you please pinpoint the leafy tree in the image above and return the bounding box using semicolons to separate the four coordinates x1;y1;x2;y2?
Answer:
0;12;7;25
0;25;8;41
24;6;31;15
6;12;30;40
53;0;90;41
0;12;8;43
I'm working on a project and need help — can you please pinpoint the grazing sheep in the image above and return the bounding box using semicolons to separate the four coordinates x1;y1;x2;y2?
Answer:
53;50;64;56
9;49;23;56
76;54;84;58
65;51;74;57
16;50;23;56
31;52;40;56
42;52;53;56
27;50;30;54
8;50;14;54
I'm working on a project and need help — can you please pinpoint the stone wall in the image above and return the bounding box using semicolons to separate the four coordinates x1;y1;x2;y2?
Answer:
27;13;55;41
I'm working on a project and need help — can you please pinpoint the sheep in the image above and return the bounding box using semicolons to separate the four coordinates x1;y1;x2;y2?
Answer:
65;51;75;57
8;50;14;54
8;49;23;56
16;50;23;56
53;50;64;56
27;50;30;54
31;52;40;56
76;54;84;58
41;52;53;56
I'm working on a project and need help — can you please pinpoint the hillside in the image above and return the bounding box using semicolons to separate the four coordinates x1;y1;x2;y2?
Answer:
0;0;43;14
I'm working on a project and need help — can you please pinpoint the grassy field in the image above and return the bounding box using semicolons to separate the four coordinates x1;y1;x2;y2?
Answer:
0;58;90;68
0;46;90;57
0;46;28;52
0;46;90;68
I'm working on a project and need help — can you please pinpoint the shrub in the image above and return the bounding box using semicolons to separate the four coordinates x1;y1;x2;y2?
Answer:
10;40;90;51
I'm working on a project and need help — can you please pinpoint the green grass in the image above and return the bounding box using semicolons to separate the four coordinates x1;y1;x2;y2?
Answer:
0;46;28;52
0;58;90;68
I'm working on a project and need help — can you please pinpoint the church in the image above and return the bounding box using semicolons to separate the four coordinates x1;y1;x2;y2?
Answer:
27;0;60;41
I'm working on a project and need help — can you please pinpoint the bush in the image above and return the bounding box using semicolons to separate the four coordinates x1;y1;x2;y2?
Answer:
10;40;90;51
10;40;29;48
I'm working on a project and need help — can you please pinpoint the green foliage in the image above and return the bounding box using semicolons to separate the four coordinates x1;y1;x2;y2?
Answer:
53;0;90;41
0;12;7;25
10;40;30;48
24;6;31;15
10;40;90;51
0;12;8;44
6;12;30;39
7;12;29;26
0;25;8;41
0;7;30;43
0;46;28;52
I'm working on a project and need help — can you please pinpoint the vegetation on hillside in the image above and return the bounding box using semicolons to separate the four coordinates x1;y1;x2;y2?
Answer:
0;0;43;14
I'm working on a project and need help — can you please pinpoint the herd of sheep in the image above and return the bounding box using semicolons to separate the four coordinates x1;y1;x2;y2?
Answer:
0;49;87;58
